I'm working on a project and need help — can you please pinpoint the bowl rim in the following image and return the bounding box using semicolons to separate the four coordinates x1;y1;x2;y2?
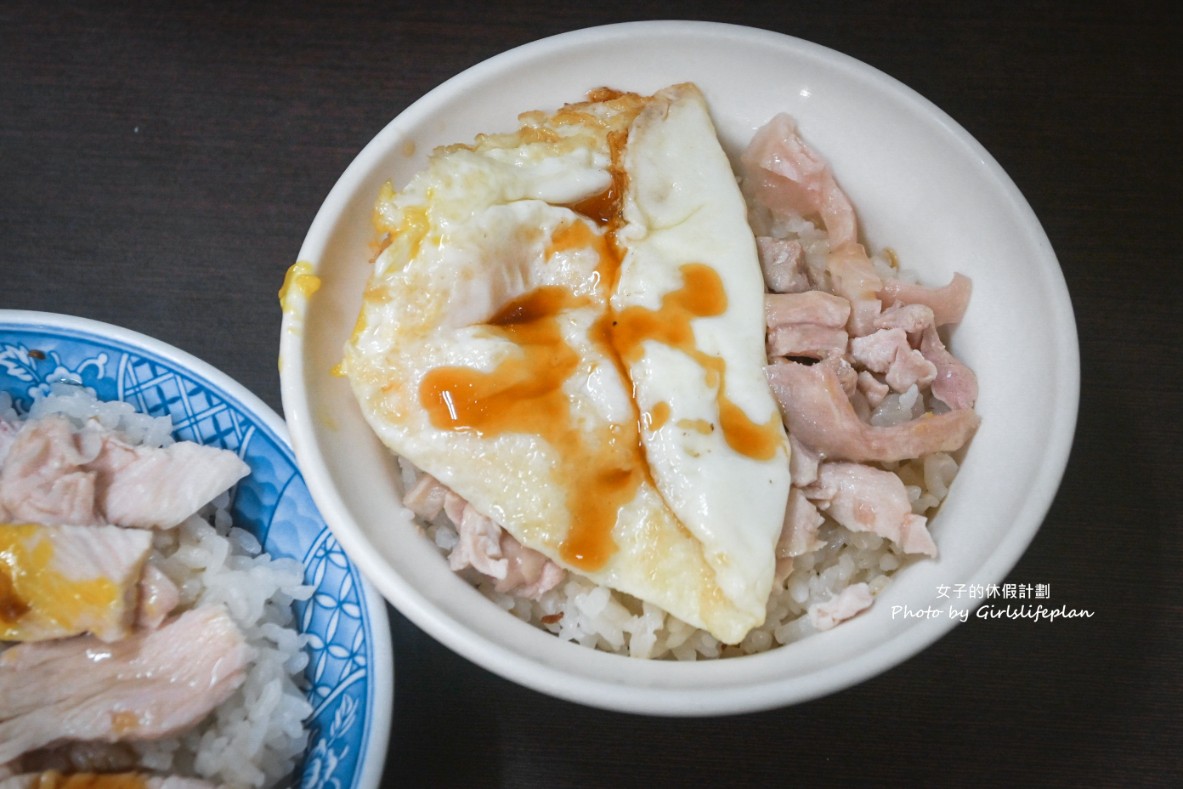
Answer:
280;20;1079;716
0;308;395;785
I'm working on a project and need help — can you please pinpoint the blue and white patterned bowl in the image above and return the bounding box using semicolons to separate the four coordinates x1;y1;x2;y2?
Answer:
0;310;393;789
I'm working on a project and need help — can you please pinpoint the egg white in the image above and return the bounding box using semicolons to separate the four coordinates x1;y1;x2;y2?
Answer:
616;84;791;619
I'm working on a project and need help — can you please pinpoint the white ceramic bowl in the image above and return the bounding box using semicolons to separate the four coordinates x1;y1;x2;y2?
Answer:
0;310;393;786
279;21;1078;716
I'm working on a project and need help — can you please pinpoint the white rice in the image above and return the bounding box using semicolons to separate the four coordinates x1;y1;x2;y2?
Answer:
0;385;314;787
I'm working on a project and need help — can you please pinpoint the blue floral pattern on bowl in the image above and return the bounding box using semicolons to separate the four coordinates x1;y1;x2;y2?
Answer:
0;312;391;789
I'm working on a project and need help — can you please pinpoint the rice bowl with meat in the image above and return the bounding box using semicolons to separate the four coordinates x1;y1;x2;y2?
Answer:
280;21;1076;714
310;81;980;660
0;385;312;787
0;313;392;787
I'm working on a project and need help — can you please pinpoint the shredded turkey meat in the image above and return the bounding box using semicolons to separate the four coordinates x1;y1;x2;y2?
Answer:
765;360;979;464
880;272;972;327
403;473;565;600
755;236;811;293
808;583;875;631
742;107;981;634
805;462;937;557
741;112;858;248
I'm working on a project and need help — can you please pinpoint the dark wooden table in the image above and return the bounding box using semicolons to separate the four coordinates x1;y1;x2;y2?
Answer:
3;1;1179;785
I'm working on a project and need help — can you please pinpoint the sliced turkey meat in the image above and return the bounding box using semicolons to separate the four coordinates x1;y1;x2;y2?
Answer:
0;416;248;530
0;606;250;764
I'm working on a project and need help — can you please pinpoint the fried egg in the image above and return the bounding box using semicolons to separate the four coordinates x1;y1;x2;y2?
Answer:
343;83;791;644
